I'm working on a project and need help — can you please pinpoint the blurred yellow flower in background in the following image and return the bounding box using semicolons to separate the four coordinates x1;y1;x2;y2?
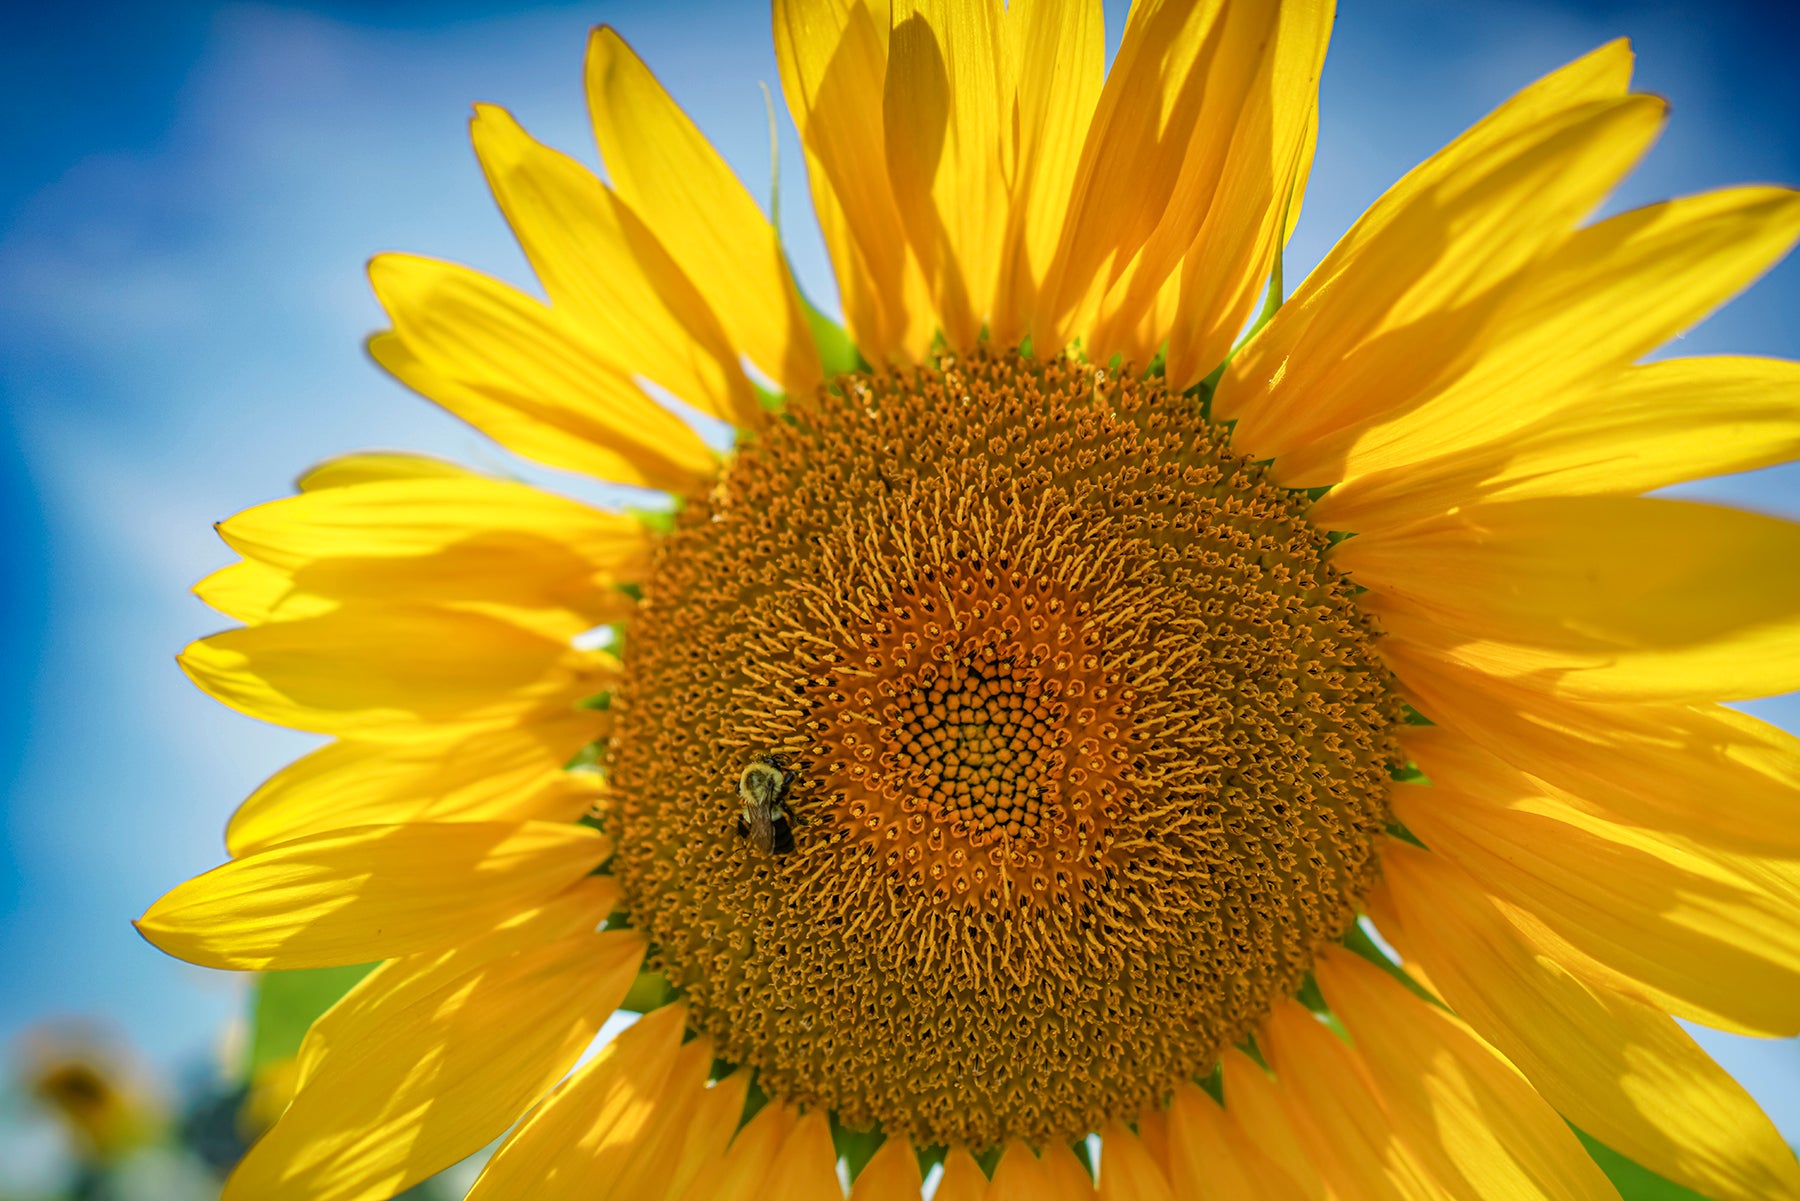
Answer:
138;1;1800;1198
20;1024;164;1166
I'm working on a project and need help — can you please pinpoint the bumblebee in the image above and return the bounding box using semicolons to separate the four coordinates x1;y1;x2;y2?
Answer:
736;753;798;856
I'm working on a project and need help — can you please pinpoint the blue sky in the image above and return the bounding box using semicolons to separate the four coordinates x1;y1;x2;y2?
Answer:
2;0;1797;1160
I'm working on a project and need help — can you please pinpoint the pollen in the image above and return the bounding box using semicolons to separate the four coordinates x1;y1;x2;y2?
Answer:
608;349;1403;1149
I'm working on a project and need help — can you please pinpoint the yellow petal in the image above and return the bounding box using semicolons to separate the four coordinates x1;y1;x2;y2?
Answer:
1097;1122;1175;1201
207;464;643;627
1330;38;1635;267
1293;38;1636;326
296;452;475;492
1285;186;1800;488
850;1135;923;1201
1345;497;1800;702
216;476;651;627
1391;754;1800;1036
761;1111;844;1201
136;821;608;970
226;715;603;856
936;1148;989;1201
1284;78;1321;244
1313;356;1800;533
1135;1105;1171;1178
367;259;718;490
179;605;605;738
1219;1050;1326;1201
1384;647;1800;856
1164;0;1333;389
1313;948;1621;1201
1031;0;1235;354
678;1101;795;1201
467;105;757;425
202;573;622;647
581;1034;724;1201
1381;843;1800;1201
465;1002;695;1200
222;476;651;577
669;1070;751;1201
1165;1083;1310;1201
1082;0;1284;368
773;0;933;362
223;928;641;1201
1219;66;1662;465
989;0;1103;346
584;28;821;397
988;1140;1050;1201
1039;1142;1099;1201
883;0;1009;348
193;559;332;625
295;874;619;1088
1260;1000;1448;1201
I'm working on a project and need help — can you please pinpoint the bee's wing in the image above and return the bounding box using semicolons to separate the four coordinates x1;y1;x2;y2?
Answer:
747;809;777;854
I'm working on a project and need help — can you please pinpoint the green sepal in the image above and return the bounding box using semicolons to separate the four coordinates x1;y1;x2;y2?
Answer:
1383;816;1429;846
739;1074;770;1126
1070;1136;1095;1181
1400;704;1436;727
565;740;605;771
628;506;678;535
618;968;676;1014
1339;922;1445;1012
1387;761;1427;784
753;380;786;414
914;1141;949;1180
802;293;869;378
1294;973;1351;1041
830;1115;885;1181
246;964;374;1078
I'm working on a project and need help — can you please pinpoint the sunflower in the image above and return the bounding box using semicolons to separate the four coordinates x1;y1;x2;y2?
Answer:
138;2;1800;1198
19;1024;164;1164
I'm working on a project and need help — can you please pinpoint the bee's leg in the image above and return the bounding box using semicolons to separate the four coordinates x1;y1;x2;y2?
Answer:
735;815;750;840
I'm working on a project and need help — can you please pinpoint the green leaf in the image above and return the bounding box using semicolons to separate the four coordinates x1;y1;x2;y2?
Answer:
246;964;374;1078
1575;1129;1715;1201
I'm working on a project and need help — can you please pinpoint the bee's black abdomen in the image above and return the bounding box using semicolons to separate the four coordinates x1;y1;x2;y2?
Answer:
771;814;796;856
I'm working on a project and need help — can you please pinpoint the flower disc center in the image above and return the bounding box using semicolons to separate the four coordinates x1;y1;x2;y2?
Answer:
819;571;1131;916
608;350;1402;1149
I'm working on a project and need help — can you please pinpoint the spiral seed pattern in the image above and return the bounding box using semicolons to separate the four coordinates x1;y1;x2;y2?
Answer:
607;349;1401;1149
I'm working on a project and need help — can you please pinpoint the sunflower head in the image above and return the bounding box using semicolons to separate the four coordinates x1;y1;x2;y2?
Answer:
139;3;1800;1199
612;347;1402;1147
